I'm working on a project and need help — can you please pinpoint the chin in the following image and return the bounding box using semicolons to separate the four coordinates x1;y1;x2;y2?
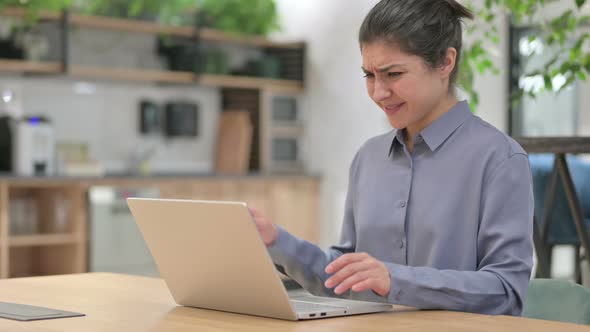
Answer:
387;118;405;130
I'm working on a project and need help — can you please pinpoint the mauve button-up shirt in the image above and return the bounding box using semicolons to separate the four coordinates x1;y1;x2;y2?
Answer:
268;100;534;315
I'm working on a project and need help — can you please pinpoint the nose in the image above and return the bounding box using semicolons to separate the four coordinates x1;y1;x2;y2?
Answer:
372;77;391;101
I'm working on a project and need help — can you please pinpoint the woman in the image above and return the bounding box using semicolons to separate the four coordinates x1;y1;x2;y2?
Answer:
251;0;533;315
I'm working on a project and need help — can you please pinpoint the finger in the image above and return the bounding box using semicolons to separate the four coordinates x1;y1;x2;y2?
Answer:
351;278;389;297
325;253;369;274
333;271;370;295
325;260;370;288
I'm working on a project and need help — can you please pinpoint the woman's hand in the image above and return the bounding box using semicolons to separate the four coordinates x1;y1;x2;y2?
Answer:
249;207;279;246
324;253;391;297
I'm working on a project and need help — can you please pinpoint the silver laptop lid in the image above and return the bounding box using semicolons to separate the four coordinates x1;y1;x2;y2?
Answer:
127;198;298;320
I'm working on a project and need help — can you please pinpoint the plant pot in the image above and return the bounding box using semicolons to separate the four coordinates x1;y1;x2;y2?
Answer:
0;37;24;59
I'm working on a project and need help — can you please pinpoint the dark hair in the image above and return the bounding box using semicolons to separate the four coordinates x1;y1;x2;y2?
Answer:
359;0;473;92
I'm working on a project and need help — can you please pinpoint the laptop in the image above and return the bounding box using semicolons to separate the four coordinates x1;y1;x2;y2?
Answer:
127;198;393;320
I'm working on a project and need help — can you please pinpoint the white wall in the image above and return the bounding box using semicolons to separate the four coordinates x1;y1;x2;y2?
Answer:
274;0;388;247
0;28;221;174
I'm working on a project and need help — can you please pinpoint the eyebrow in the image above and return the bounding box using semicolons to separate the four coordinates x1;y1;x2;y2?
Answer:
361;63;406;73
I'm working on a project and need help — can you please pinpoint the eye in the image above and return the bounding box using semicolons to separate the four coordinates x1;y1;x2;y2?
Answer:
363;72;374;78
388;72;403;78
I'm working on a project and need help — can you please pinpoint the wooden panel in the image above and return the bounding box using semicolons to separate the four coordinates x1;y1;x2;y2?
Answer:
214;111;253;174
222;89;260;171
9;247;36;278
516;137;590;153
70;66;195;84
38;245;80;275
199;28;304;49
0;183;8;278
70;14;194;37
157;178;319;242
9;234;78;247
267;179;319;243
68;187;88;273
10;244;81;277
37;189;57;234
199;74;303;93
234;181;270;215
0;60;62;74
270;126;304;136
0;7;60;20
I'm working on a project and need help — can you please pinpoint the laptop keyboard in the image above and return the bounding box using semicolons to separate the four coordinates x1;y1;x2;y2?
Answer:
290;300;346;313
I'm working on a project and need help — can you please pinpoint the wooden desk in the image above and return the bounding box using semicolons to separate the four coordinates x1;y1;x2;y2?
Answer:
0;273;587;331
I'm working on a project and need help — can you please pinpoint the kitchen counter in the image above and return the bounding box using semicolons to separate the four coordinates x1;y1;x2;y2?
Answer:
0;172;321;187
0;175;320;278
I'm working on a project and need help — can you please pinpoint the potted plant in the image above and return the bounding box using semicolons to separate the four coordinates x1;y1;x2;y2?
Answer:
195;0;280;37
76;0;197;26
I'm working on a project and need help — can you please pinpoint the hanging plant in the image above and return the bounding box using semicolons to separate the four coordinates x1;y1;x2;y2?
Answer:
195;0;280;37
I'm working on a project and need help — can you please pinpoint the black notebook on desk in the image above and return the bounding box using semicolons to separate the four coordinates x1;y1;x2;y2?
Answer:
0;302;84;321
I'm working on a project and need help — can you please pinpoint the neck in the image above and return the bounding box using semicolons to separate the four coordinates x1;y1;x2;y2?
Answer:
406;94;458;140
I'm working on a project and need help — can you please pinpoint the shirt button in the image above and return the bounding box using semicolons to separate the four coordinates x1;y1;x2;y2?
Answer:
415;135;423;143
399;201;406;208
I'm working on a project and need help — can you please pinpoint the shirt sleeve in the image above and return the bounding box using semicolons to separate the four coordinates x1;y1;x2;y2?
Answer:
385;153;534;315
267;151;361;298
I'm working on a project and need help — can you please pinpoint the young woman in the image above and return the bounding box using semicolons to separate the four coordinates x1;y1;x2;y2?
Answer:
251;0;533;315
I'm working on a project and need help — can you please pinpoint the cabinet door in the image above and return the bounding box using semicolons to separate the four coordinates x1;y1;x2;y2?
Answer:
267;179;319;243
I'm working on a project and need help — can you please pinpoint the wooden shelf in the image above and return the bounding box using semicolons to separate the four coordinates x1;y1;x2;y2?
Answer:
0;60;62;74
0;7;61;20
0;62;303;89
70;66;195;84
1;8;303;49
271;126;305;136
9;234;79;247
199;28;304;49
69;14;195;37
199;74;303;93
68;15;303;49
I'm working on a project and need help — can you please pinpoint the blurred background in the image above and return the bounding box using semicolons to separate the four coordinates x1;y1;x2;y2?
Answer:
0;0;588;291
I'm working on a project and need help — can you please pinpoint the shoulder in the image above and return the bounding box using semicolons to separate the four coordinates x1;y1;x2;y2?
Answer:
348;130;395;174
357;130;396;157
463;116;529;180
465;115;527;158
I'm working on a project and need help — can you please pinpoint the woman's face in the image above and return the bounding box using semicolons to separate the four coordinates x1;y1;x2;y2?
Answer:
361;41;455;136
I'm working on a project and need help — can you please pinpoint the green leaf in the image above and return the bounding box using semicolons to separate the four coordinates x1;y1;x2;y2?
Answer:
543;74;553;90
576;0;586;8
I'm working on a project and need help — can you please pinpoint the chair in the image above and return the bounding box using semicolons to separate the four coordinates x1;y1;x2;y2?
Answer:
529;154;590;281
523;278;590;325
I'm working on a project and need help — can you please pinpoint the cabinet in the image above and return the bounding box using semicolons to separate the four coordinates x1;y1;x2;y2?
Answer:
0;176;319;278
260;90;306;173
0;181;86;278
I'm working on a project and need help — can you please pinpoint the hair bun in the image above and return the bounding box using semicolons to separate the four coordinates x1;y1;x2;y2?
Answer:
445;0;474;20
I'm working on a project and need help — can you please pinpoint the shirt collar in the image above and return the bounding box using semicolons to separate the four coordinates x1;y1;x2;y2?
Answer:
388;100;472;156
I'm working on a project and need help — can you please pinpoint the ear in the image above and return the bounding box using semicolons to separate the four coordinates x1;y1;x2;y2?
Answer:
440;47;457;80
